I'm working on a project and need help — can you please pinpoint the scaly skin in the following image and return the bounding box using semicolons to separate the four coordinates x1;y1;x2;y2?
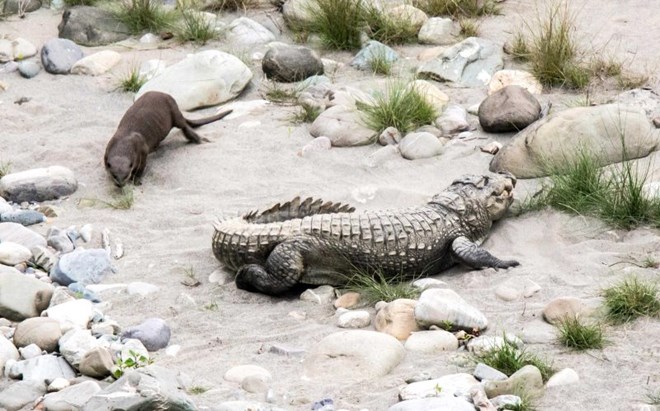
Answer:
212;173;519;295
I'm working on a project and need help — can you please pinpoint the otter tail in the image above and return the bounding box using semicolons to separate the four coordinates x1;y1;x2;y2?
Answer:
186;109;233;128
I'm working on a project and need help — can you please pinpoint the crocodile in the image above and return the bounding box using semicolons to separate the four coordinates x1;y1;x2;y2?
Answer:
212;173;519;295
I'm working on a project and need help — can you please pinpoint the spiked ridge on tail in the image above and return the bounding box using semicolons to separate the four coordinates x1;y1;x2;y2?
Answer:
244;196;356;224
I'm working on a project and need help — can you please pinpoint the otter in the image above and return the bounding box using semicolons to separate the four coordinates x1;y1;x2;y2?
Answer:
104;91;232;186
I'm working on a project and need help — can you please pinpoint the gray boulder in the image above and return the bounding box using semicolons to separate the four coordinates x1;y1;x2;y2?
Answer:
42;381;102;411
40;38;84;74
262;44;324;82
82;366;197;411
0;380;46;411
121;318;171;351
351;40;398;71
50;248;114;286
478;85;542;132
3;0;42;14
417;37;503;87
490;104;660;178
58;6;132;46
9;354;76;382
0;222;47;249
17;60;41;78
0;267;54;321
0;165;78;203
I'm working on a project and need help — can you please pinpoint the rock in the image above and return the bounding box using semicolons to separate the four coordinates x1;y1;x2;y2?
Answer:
299;137;332;156
374;299;421;340
30;246;57;272
0;166;78;203
3;0;41;14
127;281;160;297
11;38;38;61
0;334;20;373
0;242;32;265
546;367;579;387
404;329;458;352
13;317;62;352
494;277;541;301
0;380;46;411
0;267;54;321
412;278;448;291
490;395;522;409
488;69;543;95
435;104;469;135
399;132;444;159
337;310;371;328
18;343;42;359
224;364;272;384
351;40;398;71
303;330;405;381
57;6;131;46
387;4;427;31
300;285;335;304
50;248;114;286
0;223;47;249
139;59;166;81
418;37;504;87
310;105;376;146
44;298;94;331
227;17;276;45
268;343;305;357
389;396;476;411
79;347;114;378
9;354;76;381
59;329;100;369
46;227;74;254
610;88;660;120
466;335;522;355
121;318;171;351
71;50;121;76
282;0;315;27
42;380;102;411
1;209;46;225
136;50;252;111
334;291;362;309
82;366;197;411
520;319;557;344
363;145;401;167
0;40;11;63
415;288;488;331
47;377;70;392
480;141;502;155
479;85;542;132
378;127;402;146
542;296;597;325
262;44;323;82
407;80;449;113
214;401;289;411
0;198;11;215
483;365;544;398
490;104;660;178
473;362;508;381
399;372;480;400
40;38;84;75
418;17;456;45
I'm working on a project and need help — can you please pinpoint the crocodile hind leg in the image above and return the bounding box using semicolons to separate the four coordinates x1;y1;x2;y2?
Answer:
235;236;317;295
451;236;519;269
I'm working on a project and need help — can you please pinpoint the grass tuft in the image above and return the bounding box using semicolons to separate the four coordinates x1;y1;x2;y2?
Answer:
362;5;420;45
188;385;210;394
647;389;660;405
117;66;147;93
175;10;219;45
0;160;11;178
557;317;605;350
344;268;420;304
80;186;135;210
181;265;201;287
476;337;554;382
204;0;256;11
603;276;660;324
63;0;98;5
458;18;479;37
358;82;438;135
261;81;301;105
367;48;394;75
291;105;322;124
302;0;365;51
414;0;501;18
114;0;177;35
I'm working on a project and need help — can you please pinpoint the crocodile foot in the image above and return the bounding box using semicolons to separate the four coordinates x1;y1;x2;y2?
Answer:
235;264;293;295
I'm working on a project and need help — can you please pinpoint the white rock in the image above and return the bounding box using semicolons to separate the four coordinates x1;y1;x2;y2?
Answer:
43;298;94;332
58;329;100;368
546;368;579;387
138;59;166;81
337;310;371;328
494;278;541;301
208;268;233;285
300;285;336;304
299;137;332;157
126;282;159;297
47;377;70;392
0;334;20;373
70;50;121;76
399;373;480;400
399;132;444;160
310;105;376;147
79;224;93;243
412;278;448;291
12;38;38;61
0;241;32;265
418;17;456;45
227;17;276;45
363;145;401;168
488;69;543;95
18;344;42;360
467;335;522;355
435;104;469;135
407;80;449;113
165;344;181;357
139;33;160;44
224;364;272;384
404;330;458;353
415;288;488;331
136;50;253;111
43;380;101;410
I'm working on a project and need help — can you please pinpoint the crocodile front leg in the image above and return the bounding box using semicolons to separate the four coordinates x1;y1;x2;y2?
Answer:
235;236;316;295
450;236;519;269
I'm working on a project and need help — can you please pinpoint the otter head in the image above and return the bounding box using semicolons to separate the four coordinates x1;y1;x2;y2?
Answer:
104;132;146;187
429;172;517;222
105;155;133;187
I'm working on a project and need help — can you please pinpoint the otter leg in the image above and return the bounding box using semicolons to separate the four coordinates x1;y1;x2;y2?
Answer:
235;236;317;295
450;236;519;269
181;126;209;144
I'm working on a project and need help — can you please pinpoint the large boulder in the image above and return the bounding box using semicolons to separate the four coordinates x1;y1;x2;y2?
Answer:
262;44;324;82
40;39;84;74
309;105;376;146
478;85;542;132
490;104;660;178
0;165;78;203
417;37;503;87
58;6;131;46
0;267;54;321
136;50;253;111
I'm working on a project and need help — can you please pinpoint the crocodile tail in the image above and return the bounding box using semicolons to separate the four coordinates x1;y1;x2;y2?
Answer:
244;196;356;224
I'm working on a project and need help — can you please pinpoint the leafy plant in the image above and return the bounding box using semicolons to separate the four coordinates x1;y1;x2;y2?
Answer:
476;337;554;382
112;349;153;378
557;317;605;350
175;9;219;45
114;0;177;35
358;81;438;134
604;276;660;324
117;66;147;93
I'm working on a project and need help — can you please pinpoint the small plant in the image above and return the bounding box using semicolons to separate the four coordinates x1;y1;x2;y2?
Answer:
188;385;210;394
603;276;660;324
557;317;605;350
458;18;479;37
476;337;553;382
503;386;537;411
616;72;649;89
414;0;501;18
117;66;147;93
510;32;530;61
291;105;322;124
81;186;135;210
363;5;420;45
181;265;201;287
367;48;394;75
0;160;11;178
261;81;301;105
647;389;660;405
204;302;219;311
344;267;421;304
303;0;365;50
112;349;153;379
204;0;256;11
175;9;219;45
358;82;438;135
114;0;176;35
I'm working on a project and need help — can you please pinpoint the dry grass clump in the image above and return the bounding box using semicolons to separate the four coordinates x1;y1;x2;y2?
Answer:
175;9;220;45
414;0;500;18
557;317;605;350
114;0;177;34
604;276;660;324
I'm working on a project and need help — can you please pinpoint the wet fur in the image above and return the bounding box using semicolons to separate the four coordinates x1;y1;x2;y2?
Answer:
104;91;232;186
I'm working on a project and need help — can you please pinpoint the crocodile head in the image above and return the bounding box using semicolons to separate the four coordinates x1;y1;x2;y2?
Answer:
429;172;517;221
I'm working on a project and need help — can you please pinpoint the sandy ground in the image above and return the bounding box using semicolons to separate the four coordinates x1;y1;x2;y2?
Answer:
1;1;659;410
